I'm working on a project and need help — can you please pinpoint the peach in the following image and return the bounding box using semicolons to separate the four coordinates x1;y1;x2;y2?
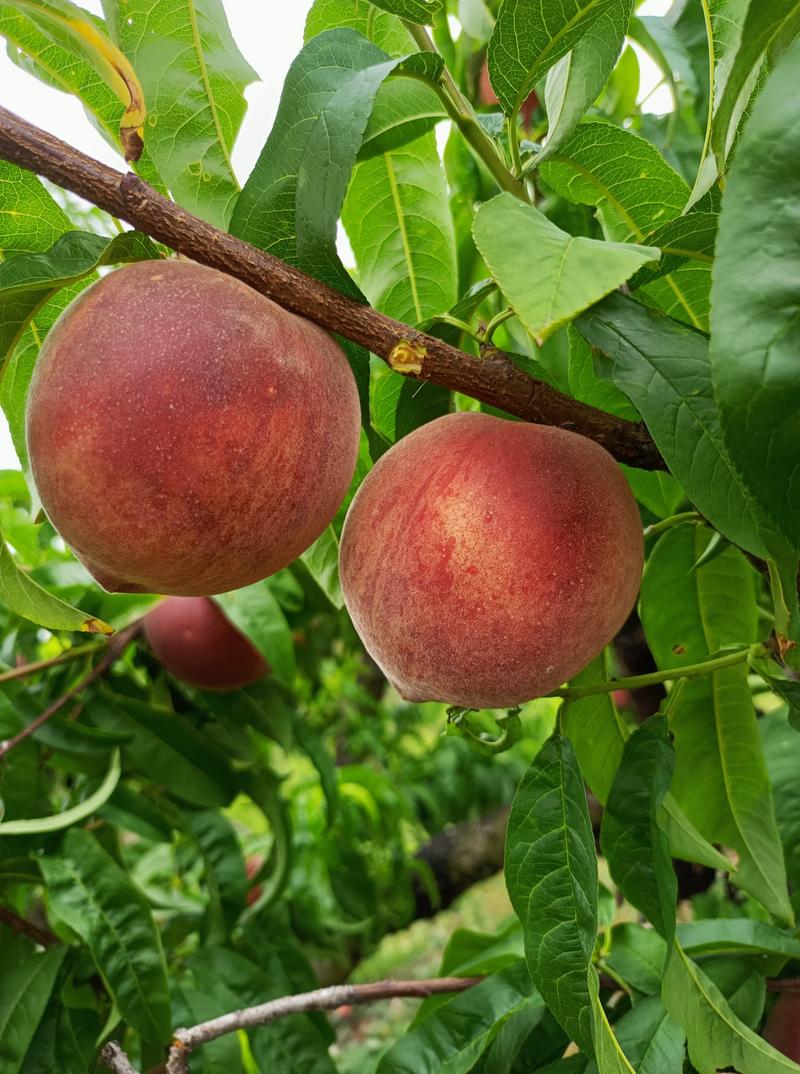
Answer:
764;994;800;1058
26;260;360;595
144;596;267;690
339;413;643;708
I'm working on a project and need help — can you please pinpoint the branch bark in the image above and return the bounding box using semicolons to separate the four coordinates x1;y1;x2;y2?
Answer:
0;905;58;947
0;620;141;760
0;107;663;471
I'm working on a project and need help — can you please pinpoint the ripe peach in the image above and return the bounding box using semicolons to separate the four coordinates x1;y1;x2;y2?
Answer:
26;260;360;595
763;994;800;1058
339;413;643;708
144;596;267;690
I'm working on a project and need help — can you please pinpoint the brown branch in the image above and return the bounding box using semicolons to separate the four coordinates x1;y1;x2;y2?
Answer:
0;106;663;471
0;642;99;685
98;976;483;1074
0;621;141;760
0;905;58;947
768;978;800;993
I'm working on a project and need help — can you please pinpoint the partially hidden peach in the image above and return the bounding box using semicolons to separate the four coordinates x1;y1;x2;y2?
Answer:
144;596;267;690
764;994;800;1059
339;413;643;709
26;260;361;596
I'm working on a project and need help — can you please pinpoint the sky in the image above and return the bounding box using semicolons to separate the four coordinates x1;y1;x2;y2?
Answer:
0;0;672;471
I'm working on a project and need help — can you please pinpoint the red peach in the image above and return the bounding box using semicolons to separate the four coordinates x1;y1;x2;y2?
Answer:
26;260;360;595
144;596;267;691
339;413;643;709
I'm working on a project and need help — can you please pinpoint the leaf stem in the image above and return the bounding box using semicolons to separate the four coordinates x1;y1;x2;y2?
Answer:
506;115;522;177
402;21;528;200
693;0;715;194
642;510;701;540
428;313;481;340
483;306;515;342
549;646;756;701
0;641;98;685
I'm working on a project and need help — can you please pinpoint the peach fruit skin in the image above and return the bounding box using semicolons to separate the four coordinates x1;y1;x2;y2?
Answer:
144;596;267;691
26;260;361;595
339;413;644;709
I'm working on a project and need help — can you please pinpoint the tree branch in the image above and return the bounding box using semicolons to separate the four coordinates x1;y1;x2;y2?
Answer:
0;107;663;471
0;905;58;947
100;1043;140;1074
0;620;141;760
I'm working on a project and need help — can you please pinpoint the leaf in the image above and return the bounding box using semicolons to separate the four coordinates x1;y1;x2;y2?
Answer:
343;130;456;441
40;827;171;1044
712;0;800;168
663;941;800;1074
576;293;790;563
298;527;344;609
505;731;596;1053
186;808;248;932
538;0;632;165
376;961;543;1074
88;691;236;807
604;923;667;995
0;946;65;1074
587;995;684;1074
18;996;97;1074
173;986;242;1074
215;581;295;687
487;0;625;116
750;653;800;730
4;0;145;159
0;748;120;835
0;530;112;634
677;919;800;960
367;0;443;23
473;193;658;341
710;36;800;551
600;716;676;943
103;0;256;226
0;229;160;373
358;76;447;160
641;524;793;922
562;658;729;871
761;710;800;889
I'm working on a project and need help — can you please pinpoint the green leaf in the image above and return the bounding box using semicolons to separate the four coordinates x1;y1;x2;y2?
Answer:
0;6;163;187
18;996;97;1074
641;524;793;922
186;808;248;932
712;0;800;168
487;0;625;115
0;229;160;374
540;122;709;330
600;716;676;943
663;941;800;1074
298;526;344;609
40;827;171;1044
562;658;729;871
367;0;443;23
2;0;146;160
761;710;800;889
358;76;447;160
505;731;596;1053
710;36;800;550
538;1;632;166
677;919;800;960
376;961;543;1074
0;161;71;256
215;581;295;687
88;691;236;807
586;996;684;1074
750;653;800;730
173;986;242;1074
103;0;256;227
576;293;789;563
473;193;658;341
604;922;667;995
0;530;112;634
0;946;65;1074
343;130;456;441
0;748;120;835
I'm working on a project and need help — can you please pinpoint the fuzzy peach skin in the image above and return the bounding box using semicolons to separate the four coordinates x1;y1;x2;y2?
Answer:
763;994;800;1059
339;413;643;709
26;260;361;595
144;596;267;691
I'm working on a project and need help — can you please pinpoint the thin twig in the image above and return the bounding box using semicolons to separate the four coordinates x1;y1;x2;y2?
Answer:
0;106;663;471
0;642;99;685
100;1043;141;1074
0;905;58;947
0;621;141;760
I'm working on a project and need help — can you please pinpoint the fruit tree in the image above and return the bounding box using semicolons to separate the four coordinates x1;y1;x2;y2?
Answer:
0;1;799;1072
